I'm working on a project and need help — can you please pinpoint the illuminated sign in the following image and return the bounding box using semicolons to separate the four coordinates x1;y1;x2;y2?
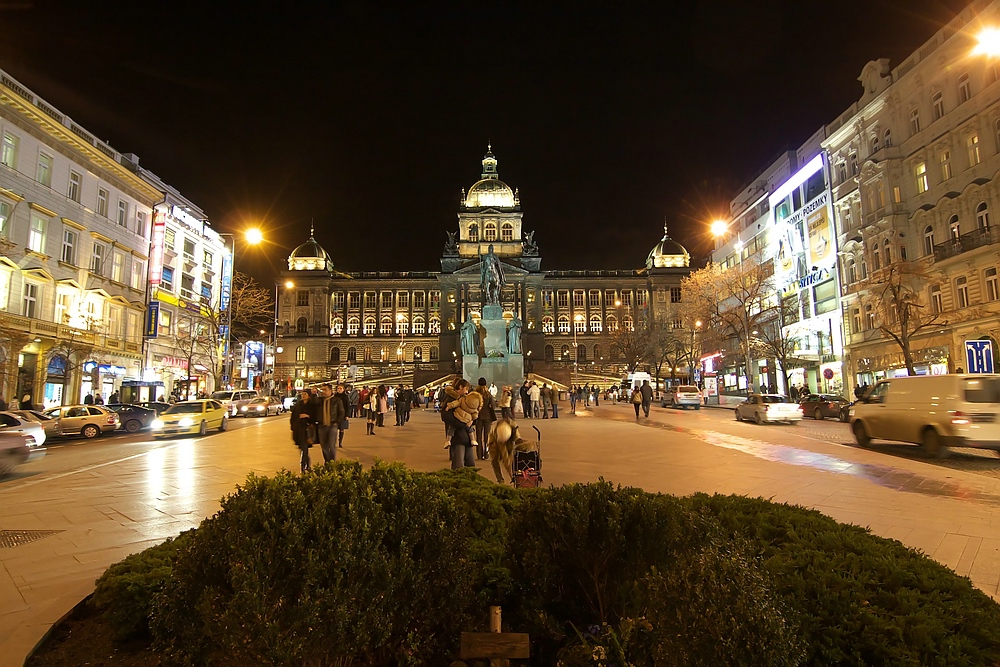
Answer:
220;251;233;311
145;300;160;338
149;211;166;285
807;204;834;268
768;154;824;208
245;341;265;374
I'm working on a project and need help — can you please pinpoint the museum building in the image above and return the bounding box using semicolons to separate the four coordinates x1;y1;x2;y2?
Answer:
273;148;692;389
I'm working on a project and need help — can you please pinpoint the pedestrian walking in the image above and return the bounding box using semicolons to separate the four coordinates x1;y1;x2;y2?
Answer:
317;383;345;463
474;377;496;460
366;389;378;435
549;384;559;418
499;385;513;421
529;382;541;419
569;385;578;414
290;390;317;473
376;385;387;427
520;383;531;419
335;383;350;447
640;380;653;418
631;385;643;420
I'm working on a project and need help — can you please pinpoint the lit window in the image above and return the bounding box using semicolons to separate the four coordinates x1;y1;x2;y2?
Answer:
347;317;360;335
950;215;961;239
670;287;681;303
623;316;634;332
28;214;45;253
131;259;145;289
0;201;8;238
915;162;928;193
468;223;479;242
484;222;497;241
363;317;375;335
501;223;513;242
558;315;570;333
429;317;441;334
969;134;982;166
332;317;343;335
412;317;425;335
940;151;952;180
589;315;602;333
574;317;586;334
296;346;306;362
158;308;172;336
986;268;999;301
542;316;554;333
380;318;392;335
606;315;618;332
61;229;77;264
557;291;569;308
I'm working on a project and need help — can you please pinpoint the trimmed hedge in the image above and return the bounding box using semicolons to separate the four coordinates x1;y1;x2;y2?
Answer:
88;462;1000;666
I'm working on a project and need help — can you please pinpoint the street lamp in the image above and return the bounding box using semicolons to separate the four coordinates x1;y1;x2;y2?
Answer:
974;28;1000;57
396;313;406;380
690;319;702;383
573;313;584;385
218;228;263;390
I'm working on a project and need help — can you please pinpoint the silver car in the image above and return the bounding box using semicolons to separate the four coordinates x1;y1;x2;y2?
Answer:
734;394;803;424
8;410;59;439
42;405;120;439
0;411;48;447
0;430;42;476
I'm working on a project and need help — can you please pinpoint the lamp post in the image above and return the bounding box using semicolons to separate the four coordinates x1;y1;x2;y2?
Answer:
274;280;293;395
573;313;584;385
711;219;753;395
396;313;406;381
218;228;263;390
689;319;702;384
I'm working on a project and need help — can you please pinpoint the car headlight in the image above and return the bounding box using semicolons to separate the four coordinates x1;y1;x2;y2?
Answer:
241;406;248;411
178;417;194;427
151;419;164;429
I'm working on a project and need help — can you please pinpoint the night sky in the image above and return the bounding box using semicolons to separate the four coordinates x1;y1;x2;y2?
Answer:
0;0;974;284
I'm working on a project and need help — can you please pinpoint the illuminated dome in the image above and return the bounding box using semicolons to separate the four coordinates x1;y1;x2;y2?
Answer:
288;228;334;271
463;144;519;209
466;178;516;208
646;225;690;269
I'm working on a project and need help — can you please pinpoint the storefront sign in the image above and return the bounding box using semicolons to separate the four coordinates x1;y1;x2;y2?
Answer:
220;251;233;312
145;300;160;338
149;211;166;285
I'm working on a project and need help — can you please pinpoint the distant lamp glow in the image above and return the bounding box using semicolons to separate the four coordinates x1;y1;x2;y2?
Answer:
285;281;295;289
710;219;729;237
974;28;1000;58
245;228;264;245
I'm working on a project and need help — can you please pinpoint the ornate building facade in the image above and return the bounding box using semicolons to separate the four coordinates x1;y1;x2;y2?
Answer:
273;148;692;389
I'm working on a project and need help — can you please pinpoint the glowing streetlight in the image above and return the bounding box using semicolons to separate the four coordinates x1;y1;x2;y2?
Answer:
710;219;729;237
974;28;1000;58
245;228;264;245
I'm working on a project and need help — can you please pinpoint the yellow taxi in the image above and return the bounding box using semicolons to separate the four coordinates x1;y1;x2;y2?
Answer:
151;399;229;438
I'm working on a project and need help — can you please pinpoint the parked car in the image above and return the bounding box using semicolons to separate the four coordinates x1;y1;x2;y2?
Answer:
0;411;47;447
7;409;58;439
210;390;258;417
137;401;172;416
0;430;44;476
104;404;158;433
734;394;803;424
661;385;702;409
42;405;120;438
151;400;229;438
851;374;1000;458
240;396;283;417
799;394;850;420
839;399;859;422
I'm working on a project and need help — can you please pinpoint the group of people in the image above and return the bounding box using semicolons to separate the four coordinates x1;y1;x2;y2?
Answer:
629;379;655;419
438;376;498;469
83;391;120;405
0;391;36;411
787;384;815;401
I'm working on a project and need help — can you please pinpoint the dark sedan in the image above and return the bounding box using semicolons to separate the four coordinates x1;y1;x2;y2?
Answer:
105;404;158;433
799;394;850;420
137;401;172;416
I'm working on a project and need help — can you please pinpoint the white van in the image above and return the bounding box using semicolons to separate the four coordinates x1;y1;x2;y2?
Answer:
851;374;1000;458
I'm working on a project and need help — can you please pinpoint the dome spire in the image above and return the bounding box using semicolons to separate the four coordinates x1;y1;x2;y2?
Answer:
309;219;315;239
663;217;669;239
481;143;498;179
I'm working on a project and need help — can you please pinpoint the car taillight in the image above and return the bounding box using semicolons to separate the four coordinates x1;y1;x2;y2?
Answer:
106;416;116;424
798;405;804;412
762;404;769;411
951;411;971;425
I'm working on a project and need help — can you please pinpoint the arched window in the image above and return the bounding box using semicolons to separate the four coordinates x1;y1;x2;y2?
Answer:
468;223;479;242
542;316;555;333
560;344;571;359
924;225;935;256
593;344;602;360
577;345;586;362
296;317;308;334
363;316;376;335
413;346;423;361
623;316;634;332
884;127;892;147
380;317;393;335
950;215;961;239
883;239;891;266
589;315;602;333
363;347;372;362
295;346;306;362
606;315;618;332
861;258;868;279
330;348;340;363
978;202;990;230
871;243;881;271
544;345;554;362
484;222;497;241
870;134;879;154
396;316;408;335
331;317;343;335
346;347;357;362
500;222;513;242
429;346;439;361
574;316;586;334
429;317;441;334
412;316;425;335
846;258;857;284
900;244;907;261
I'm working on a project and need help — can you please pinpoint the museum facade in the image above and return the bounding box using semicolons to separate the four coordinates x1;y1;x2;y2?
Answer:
273;148;692;389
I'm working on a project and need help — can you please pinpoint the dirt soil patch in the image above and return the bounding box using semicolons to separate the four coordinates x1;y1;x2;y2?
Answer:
25;600;158;667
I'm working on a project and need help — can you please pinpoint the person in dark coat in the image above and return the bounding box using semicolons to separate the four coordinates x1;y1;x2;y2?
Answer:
442;379;476;470
474;377;496;460
289;390;317;473
335;383;351;447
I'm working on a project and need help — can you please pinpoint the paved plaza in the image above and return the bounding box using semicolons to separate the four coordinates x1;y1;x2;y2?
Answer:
1;402;1000;666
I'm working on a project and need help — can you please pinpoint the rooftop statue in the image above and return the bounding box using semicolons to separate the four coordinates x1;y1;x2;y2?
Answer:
523;230;538;256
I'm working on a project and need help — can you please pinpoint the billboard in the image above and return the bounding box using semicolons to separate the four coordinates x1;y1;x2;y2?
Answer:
245;341;265;374
807;202;834;268
149;211;166;285
220;251;233;312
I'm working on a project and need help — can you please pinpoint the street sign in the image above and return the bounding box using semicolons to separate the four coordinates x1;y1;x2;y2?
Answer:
965;339;994;374
222;374;229;383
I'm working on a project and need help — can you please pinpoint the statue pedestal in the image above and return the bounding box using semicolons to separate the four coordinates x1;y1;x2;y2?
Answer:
462;306;524;387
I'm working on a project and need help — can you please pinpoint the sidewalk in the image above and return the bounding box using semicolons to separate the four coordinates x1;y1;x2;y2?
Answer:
2;405;999;666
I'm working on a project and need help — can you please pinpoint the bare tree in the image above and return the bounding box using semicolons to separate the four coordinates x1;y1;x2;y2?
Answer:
0;314;31;402
607;324;648;374
644;307;689;390
752;294;807;396
227;271;274;341
862;261;944;376
683;253;776;392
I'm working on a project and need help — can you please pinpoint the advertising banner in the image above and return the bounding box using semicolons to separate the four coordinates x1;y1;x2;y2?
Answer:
220;251;233;312
149;211;166;285
807;203;834;268
245;341;265;374
145;300;160;338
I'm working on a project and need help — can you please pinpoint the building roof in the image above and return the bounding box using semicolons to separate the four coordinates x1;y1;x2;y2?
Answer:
288;226;334;271
646;224;690;269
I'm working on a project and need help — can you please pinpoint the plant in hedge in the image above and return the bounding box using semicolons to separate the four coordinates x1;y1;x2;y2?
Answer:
151;462;490;666
686;493;1000;666
90;530;194;641
505;481;724;664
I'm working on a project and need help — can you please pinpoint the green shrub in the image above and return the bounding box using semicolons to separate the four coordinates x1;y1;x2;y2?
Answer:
151;462;498;666
90;531;193;641
687;493;1000;666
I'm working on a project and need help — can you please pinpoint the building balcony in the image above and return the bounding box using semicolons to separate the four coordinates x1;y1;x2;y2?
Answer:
933;226;998;262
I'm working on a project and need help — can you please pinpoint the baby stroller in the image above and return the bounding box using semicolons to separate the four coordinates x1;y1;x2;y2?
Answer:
513;426;542;488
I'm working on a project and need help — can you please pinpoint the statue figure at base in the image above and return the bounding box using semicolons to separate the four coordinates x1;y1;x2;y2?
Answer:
507;316;523;354
460;319;478;355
